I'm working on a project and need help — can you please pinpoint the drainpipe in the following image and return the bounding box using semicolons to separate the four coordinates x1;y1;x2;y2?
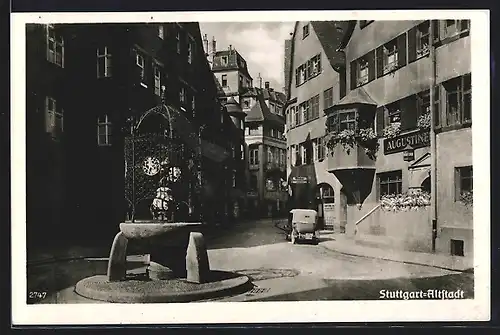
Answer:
429;21;438;252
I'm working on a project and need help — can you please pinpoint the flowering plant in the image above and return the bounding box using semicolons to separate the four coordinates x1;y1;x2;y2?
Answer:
382;121;401;138
417;44;430;58
380;190;431;212
417;112;431;130
384;62;398;74
459;190;473;208
325;127;379;159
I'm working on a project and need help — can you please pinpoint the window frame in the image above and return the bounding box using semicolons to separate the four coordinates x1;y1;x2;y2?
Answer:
46;24;64;68
302;23;310;39
455;165;473;202
323;87;334;109
158;25;164;39
97;114;112;146
45;96;64;138
443;74;471;127
135;52;146;85
382;38;399;74
377;170;403;199
97;46;112;78
221;74;228;87
356;57;369;86
154;66;162;96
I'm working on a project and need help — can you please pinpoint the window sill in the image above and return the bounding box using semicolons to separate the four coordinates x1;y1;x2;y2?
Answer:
434;121;471;134
295;71;323;88
288;116;321;130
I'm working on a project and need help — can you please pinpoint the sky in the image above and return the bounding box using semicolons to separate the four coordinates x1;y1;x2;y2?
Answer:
199;22;295;93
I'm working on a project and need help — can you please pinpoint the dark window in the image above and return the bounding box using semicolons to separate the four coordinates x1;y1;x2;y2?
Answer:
323;87;334;109
378;170;403;198
351;50;375;89
221;74;227;87
250;175;258;190
319;184;335;203
450;239;465;257
455;165;473;201
97;46;112;78
443;74;471;126
386;101;402;124
302;23;309;39
176;30;181;54
311;95;320;119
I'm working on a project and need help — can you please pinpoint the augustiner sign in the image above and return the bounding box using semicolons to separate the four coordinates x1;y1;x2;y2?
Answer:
383;129;430;155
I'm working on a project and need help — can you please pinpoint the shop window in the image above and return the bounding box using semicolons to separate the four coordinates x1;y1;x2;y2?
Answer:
323;87;334;109
97;114;112;146
97;46;112;78
46;24;64;68
302;23;309;39
450;239;464;257
221;74;228;87
455;165;473;201
377;170;403;198
444;74;471;126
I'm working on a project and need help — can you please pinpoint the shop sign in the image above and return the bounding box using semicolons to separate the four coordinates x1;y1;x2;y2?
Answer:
383;129;430;155
290;176;308;184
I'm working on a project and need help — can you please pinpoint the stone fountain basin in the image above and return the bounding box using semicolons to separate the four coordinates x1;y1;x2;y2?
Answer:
119;221;203;240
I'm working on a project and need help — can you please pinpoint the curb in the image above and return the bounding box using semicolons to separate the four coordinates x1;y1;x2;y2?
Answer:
319;243;473;273
74;272;253;303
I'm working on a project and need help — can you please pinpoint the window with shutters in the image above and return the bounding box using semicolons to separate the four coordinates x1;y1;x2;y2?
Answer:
382;39;399;74
416;21;430;58
97;46;112;78
324;87;334;109
295;54;322;87
356;57;369;86
386;101;402;124
443;74;471;127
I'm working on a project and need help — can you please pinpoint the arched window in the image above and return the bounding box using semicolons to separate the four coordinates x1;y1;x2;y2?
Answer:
317;183;335;204
421;177;431;194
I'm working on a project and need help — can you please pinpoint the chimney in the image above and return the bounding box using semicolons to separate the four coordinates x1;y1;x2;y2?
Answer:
265;81;270;90
257;73;262;88
203;34;209;56
211;36;216;54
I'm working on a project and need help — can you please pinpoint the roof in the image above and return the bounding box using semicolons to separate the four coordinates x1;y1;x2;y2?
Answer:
245;92;285;126
332;87;377;108
241;87;287;104
211;49;253;80
285;21;356;100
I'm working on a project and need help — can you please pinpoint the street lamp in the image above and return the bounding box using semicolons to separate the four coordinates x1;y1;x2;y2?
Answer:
403;144;415;162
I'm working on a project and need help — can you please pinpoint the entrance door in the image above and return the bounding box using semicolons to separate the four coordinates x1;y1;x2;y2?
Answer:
318;183;335;231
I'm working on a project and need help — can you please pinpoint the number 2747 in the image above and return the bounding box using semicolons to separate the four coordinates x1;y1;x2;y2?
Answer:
28;291;47;299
